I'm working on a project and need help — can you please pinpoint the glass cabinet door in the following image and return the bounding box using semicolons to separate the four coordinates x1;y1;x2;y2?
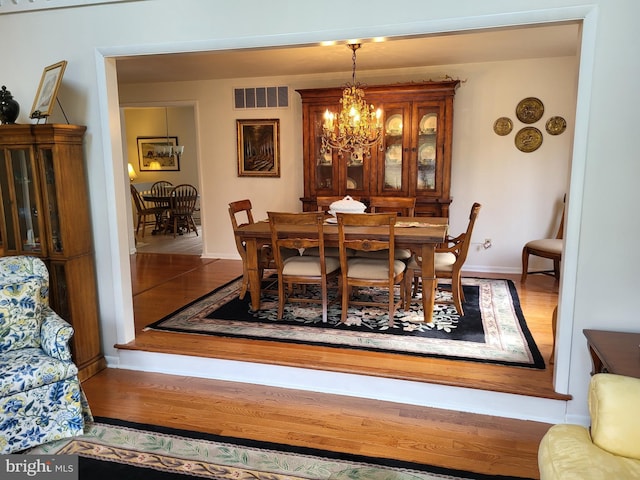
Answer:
40;148;64;254
415;106;439;193
344;147;368;193
312;107;336;192
0;152;17;252
10;148;44;254
380;106;409;192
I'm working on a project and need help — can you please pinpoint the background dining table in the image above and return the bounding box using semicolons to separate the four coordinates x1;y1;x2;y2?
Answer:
235;217;449;323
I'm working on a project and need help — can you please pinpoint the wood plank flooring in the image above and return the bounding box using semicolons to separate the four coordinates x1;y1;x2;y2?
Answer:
121;253;566;400
83;368;550;479
83;234;563;478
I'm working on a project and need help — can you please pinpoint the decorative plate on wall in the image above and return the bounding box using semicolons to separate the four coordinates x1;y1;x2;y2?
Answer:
493;117;513;136
516;97;544;124
515;127;543;153
545;116;567;135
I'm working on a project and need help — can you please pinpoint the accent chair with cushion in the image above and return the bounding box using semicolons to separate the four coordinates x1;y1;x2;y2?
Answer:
268;211;340;323
521;195;565;283
337;212;407;326
538;373;640;479
408;202;481;316
0;256;91;453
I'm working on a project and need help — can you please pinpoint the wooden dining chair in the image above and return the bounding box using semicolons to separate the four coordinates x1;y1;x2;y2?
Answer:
337;212;407;326
408;202;481;316
228;199;275;300
165;184;199;237
369;196;416;217
363;196;416;260
268;211;340;323
521;196;565;283
130;184;166;237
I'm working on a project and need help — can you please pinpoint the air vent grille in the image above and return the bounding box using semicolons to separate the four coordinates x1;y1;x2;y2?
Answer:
234;86;289;109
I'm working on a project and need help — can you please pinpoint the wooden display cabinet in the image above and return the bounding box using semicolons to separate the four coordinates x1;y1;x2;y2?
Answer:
297;80;459;217
0;124;105;381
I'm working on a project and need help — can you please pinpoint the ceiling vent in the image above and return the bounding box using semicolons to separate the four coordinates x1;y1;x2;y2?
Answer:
234;86;289;109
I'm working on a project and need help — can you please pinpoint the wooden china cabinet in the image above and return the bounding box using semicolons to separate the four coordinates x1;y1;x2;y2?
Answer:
297;80;459;217
0;124;105;381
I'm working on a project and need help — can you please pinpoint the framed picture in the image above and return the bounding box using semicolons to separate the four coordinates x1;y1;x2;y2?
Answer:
30;60;67;119
237;119;280;177
137;136;181;171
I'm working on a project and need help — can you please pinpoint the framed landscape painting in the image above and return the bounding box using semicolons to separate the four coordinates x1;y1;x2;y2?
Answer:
137;136;180;171
237;119;280;177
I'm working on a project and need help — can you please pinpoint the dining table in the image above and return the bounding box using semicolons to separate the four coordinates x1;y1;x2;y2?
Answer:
234;216;449;323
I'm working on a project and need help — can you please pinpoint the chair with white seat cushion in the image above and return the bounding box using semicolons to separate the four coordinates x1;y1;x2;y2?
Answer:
521;196;565;283
408;202;481;316
268;211;340;323
337;212;407;327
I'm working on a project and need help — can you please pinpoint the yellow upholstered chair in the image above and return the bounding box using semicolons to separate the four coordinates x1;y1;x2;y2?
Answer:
521;196;565;283
538;373;640;479
268;211;340;323
337;212;407;326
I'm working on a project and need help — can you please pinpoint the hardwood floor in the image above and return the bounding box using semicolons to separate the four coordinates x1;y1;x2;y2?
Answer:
122;251;565;400
82;245;564;478
83;368;550;479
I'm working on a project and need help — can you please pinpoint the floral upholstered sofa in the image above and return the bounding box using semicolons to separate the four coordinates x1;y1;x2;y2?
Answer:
0;256;91;453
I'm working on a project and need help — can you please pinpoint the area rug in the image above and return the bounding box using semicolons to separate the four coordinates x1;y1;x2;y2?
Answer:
27;417;533;479
145;277;544;369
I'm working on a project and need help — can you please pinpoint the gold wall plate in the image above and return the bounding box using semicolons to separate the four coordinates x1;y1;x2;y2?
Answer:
516;97;544;124
546;116;567;135
493;117;513;136
515;127;543;152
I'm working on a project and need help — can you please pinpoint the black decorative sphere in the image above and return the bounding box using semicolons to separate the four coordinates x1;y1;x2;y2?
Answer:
0;86;20;124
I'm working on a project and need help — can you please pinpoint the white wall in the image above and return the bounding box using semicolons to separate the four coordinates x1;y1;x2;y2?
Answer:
119;55;575;271
2;0;639;424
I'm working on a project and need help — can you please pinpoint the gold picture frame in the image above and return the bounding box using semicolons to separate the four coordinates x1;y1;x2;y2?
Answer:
30;60;67;119
237;119;280;177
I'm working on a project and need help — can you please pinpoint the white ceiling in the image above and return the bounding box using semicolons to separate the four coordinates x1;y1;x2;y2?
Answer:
116;22;580;84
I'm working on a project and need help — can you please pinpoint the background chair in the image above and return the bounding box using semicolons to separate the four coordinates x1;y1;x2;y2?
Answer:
0;256;91;453
521;196;565;283
149;180;173;210
130;184;166;237
408;202;481;316
337;212;407;326
165;184;199;237
369;196;416;217
229;199;275;300
538;373;640;479
268;211;340;323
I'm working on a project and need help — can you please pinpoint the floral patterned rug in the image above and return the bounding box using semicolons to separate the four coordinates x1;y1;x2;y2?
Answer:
145;277;544;369
27;417;531;479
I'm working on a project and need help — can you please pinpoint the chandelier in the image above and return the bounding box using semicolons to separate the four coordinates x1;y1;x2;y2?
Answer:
153;107;185;158
322;43;382;157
